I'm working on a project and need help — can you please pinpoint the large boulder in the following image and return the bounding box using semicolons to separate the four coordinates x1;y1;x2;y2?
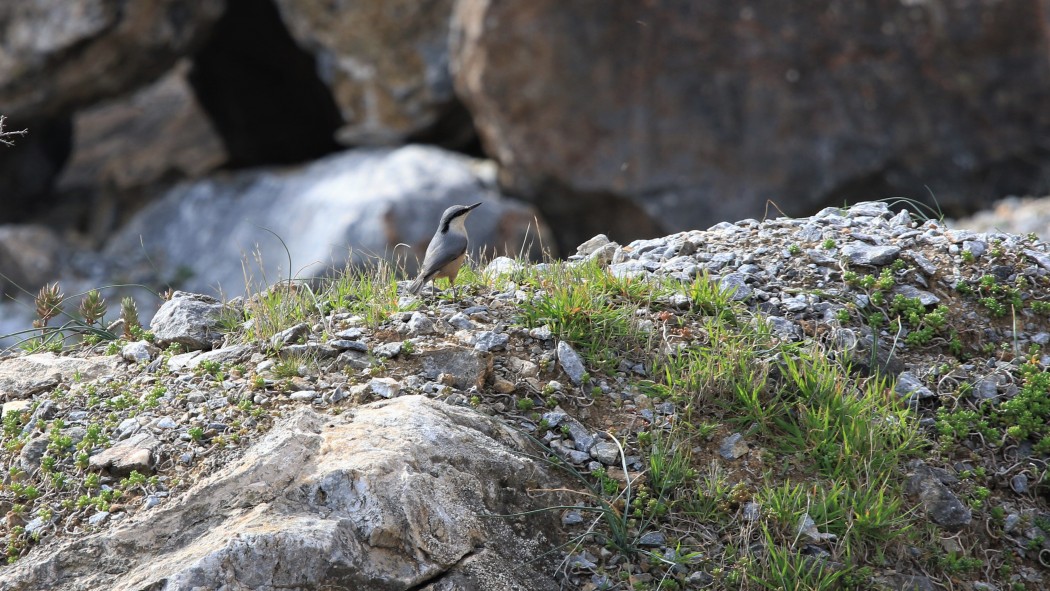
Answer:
272;0;468;147
102;145;551;296
55;61;227;239
0;0;225;224
1;397;565;590
450;0;1050;251
0;0;225;121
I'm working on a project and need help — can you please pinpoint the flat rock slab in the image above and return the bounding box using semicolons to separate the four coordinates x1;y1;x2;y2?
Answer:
419;346;493;390
3;396;563;590
0;353;117;401
88;432;162;477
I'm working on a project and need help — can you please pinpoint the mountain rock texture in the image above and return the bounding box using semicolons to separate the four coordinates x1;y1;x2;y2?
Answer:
1;397;563;590
450;0;1050;249
1;203;1049;589
273;0;468;147
0;0;224;121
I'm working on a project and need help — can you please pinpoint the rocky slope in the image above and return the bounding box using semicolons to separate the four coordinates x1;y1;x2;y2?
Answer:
2;202;1050;589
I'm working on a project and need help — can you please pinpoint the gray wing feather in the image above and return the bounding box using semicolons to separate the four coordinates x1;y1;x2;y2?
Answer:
419;232;467;280
408;231;467;294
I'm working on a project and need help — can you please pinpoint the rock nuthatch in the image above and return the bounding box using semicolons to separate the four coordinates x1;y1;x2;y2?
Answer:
406;202;482;299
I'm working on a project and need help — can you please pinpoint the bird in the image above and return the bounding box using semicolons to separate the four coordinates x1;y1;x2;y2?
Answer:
407;202;482;300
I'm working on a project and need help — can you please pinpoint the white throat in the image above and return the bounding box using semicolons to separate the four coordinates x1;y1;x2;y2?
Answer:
447;215;470;235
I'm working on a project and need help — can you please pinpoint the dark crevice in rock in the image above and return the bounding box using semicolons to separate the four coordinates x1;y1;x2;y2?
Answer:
971;148;1050;206
810;161;913;217
814;147;1050;221
406;99;484;158
188;0;343;168
528;181;665;256
0;118;73;224
402;548;479;591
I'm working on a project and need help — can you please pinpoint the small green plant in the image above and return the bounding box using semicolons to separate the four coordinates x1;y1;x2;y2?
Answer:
969;485;991;509
3;409;26;437
143;385;166;408
517;260;656;371
78;290;107;326
13;282;127;350
934;551;983;575
119;296;142;339
749;524;848;590
78;423;107;451
188;426;205;442
272;358;303;379
197;360;223;379
120;470;149;490
822;239;836;249
34;283;64;327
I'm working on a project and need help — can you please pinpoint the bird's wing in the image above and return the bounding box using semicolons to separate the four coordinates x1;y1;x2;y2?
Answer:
419;231;468;280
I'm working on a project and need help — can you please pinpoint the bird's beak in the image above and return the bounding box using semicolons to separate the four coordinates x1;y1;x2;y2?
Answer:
466;202;483;211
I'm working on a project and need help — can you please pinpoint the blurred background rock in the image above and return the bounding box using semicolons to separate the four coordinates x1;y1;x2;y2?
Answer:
2;0;1050;337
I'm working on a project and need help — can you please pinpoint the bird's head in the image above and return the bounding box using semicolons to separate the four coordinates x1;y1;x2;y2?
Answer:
440;202;482;233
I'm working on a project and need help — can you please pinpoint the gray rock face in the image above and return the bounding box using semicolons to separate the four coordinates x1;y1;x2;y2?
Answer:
892;284;940;307
719;433;749;460
55;62;226;219
420;345;493;390
473;330;509;352
18;436;49;472
0;0;224;120
590;440;620;465
183;343;252;370
895;371;935;402
121;341;156;364
1;398;564;590
556;341;587;385
368;377;401;399
450;0;1050;249
0;353;116;402
272;0;464;146
103;146;549;296
906;463;972;530
271;322;311;348
841;243;901;266
149;291;226;351
88;432;161;477
872;574;936;591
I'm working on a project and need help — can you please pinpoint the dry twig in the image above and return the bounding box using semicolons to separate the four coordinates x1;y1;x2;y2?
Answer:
0;114;28;146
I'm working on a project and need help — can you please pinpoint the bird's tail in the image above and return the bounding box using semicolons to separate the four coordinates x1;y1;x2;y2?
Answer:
406;276;424;295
